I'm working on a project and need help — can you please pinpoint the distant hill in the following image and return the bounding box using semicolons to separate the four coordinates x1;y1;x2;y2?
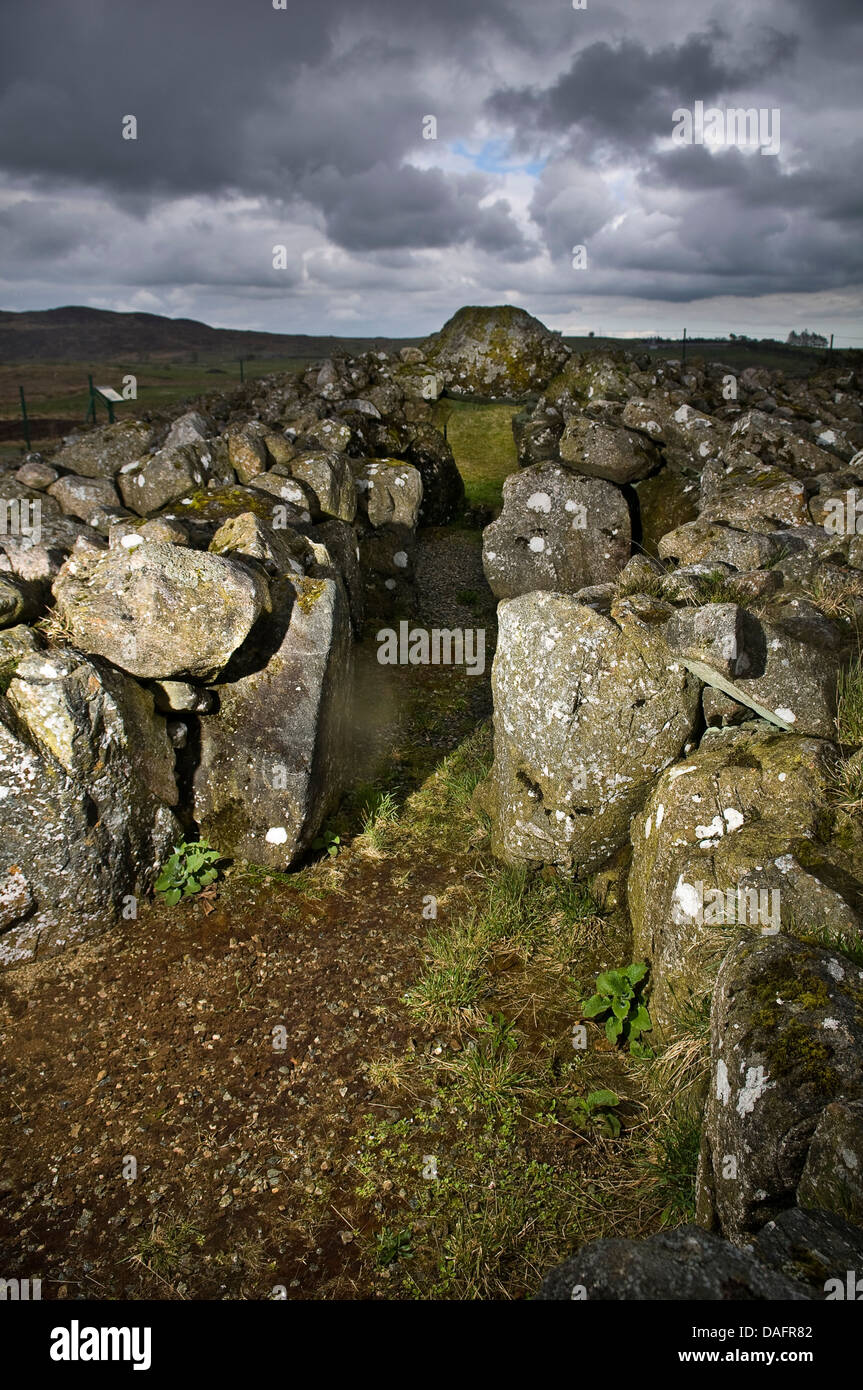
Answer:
0;306;423;363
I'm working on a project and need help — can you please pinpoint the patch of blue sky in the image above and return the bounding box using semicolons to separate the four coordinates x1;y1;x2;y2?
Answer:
451;139;545;178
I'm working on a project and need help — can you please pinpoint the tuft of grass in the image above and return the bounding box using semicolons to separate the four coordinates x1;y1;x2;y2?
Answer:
644;1107;702;1227
613;569;670;601
124;1215;205;1290
836;655;863;746
358;789;400;854
807;572;863;626
404;865;603;1033
680;570;745;607
794;917;863;969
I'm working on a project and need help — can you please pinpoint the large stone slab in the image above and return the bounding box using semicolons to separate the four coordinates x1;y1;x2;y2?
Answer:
629;727;863;1034
482;463;631;600
192;574;352;868
0;648;179;966
698;934;863;1241
478;590;700;871
53;540;270;681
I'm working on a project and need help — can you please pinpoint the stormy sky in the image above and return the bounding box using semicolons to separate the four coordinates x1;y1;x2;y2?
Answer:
1;0;861;342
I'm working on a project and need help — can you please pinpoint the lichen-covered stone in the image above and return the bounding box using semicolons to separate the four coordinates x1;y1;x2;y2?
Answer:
352;458;422;530
629;726;863;1034
479;590;700;871
422;304;569;400
117;445;210;516
51;420;154;479
797;1100;863;1227
482;463;631;600
192;574;352;868
288;450;357;522
536;1224;806;1301
0;649;179;967
53;540;270;681
697;934;863;1241
559;417;660;484
47;473;120;525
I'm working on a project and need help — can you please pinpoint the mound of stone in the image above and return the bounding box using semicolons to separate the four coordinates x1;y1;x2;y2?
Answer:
422;305;570;400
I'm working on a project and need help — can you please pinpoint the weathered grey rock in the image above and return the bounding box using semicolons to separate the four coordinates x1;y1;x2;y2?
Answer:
139;517;190;546
677;609;840;738
634;468;699;556
192;574;352;868
15;459;59;490
209;511;307;578
422;304;569;400
751;1207;863;1297
797;1100;863;1227
163;411;212;451
54;540;270;681
536;1224;806;1301
0;573;38;628
249;471;316;520
400;423;464;524
357;524;416;579
543;352;634;410
482;464;631;600
698;934;863;1241
47;474;120;525
261;431;297;469
0;623;39;669
513;408;564;467
616;553;665;589
700;458;809;531
151;680;215;715
117;445;210;516
729;411;846;476
313;519;364;633
353;459;422;530
663;403;728;473
478;591;700;871
159;485;310;545
629;727;863;1034
288;451;357;522
52;420;154;479
558;418;660;484
225;421;269;483
0;649;179;967
659;520;789;570
621;397;667;442
666;603;761;680
297;417;352;454
703;687;749;727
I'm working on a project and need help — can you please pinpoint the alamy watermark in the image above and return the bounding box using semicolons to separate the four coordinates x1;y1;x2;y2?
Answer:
671;878;781;933
822;489;863;535
672;101;780;156
0;497;41;545
377;621;486;676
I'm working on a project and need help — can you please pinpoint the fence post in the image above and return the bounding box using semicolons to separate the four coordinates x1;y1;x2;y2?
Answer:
681;327;687;368
19;386;31;451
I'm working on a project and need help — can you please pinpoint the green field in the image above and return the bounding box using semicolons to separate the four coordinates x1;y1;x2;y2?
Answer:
436;399;519;512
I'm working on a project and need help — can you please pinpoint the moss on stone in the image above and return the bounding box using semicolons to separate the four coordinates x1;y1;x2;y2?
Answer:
296;578;327;613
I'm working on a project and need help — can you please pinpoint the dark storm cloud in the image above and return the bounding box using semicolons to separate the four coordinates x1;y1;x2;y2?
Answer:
300;163;529;255
486;27;799;153
643;144;863;225
0;0;523;197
